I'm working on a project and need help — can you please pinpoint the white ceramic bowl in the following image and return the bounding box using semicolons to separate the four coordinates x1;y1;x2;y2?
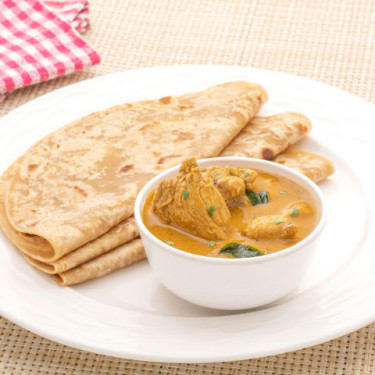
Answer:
134;157;326;310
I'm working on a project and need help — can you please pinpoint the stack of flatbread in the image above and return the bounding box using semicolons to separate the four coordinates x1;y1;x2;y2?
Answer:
0;82;334;285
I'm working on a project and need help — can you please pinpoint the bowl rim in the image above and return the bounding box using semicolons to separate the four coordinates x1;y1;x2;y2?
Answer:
134;157;327;265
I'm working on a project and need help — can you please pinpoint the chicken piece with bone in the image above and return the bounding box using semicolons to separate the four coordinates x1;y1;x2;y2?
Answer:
152;158;230;241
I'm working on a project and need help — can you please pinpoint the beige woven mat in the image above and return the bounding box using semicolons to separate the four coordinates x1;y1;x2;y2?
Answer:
1;0;374;374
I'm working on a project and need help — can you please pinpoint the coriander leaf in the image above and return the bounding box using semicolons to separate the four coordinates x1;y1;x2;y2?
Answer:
220;242;263;258
208;205;216;216
245;190;270;206
291;208;299;217
241;172;249;178
165;240;175;246
279;190;288;195
207;240;216;247
246;190;261;205
182;190;189;199
275;219;283;224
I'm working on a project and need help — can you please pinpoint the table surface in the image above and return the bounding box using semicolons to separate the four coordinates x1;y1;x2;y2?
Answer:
1;1;374;374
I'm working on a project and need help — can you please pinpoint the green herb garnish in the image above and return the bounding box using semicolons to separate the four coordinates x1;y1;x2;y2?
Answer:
207;241;216;247
208;205;216;216
241;172;250;178
275;219;283;224
264;250;268;255
279;190;288;195
220;242;263;258
291;208;299;217
182;190;189;199
165;240;175;246
246;190;270;206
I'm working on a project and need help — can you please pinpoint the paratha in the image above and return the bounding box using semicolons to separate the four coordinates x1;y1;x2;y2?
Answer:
53;239;145;286
273;148;335;182
221;112;311;159
1;81;267;263
24;216;138;274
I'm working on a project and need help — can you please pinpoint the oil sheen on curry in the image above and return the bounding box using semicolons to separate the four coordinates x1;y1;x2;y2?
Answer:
142;158;320;258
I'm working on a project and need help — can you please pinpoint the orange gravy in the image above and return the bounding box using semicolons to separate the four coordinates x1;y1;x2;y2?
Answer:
142;170;320;258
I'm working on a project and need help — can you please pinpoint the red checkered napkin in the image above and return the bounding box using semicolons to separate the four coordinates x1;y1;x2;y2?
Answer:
0;0;100;102
45;0;90;33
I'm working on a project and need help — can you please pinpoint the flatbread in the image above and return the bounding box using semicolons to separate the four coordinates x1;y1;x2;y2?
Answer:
220;112;333;183
221;112;311;159
1;81;267;263
0;165;140;274
24;216;138;273
52;239;146;286
273;148;335;182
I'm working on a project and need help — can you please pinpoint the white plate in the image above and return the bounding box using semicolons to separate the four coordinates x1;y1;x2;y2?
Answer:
0;65;374;363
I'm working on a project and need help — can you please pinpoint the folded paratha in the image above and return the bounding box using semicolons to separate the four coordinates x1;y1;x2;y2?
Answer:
53;239;145;286
273;148;335;182
0;81;268;264
221;112;311;159
24;216;138;274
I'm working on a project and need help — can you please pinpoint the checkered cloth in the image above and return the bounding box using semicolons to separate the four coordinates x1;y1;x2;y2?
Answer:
0;0;100;102
45;0;90;33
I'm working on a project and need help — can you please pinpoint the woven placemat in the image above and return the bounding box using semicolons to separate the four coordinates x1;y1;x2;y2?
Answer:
1;0;374;374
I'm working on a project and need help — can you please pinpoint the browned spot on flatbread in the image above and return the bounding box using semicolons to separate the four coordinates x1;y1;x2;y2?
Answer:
157;154;181;164
120;164;134;173
140;121;161;131
262;148;274;160
28;164;38;171
277;160;285;164
159;96;172;104
296;122;308;135
172;130;195;141
74;185;88;197
178;104;194;110
28;221;40;227
23;233;36;237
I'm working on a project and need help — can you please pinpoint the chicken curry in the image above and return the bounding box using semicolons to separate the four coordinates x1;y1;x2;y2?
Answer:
142;158;319;258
